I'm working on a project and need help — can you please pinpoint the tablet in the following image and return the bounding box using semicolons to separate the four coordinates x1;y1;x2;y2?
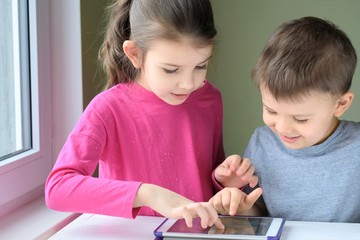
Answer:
154;215;285;240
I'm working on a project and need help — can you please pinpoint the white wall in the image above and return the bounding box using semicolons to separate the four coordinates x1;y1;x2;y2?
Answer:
50;0;83;161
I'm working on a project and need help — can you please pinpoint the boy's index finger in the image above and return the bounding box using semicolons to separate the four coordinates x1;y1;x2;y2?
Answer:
229;195;241;216
245;188;263;207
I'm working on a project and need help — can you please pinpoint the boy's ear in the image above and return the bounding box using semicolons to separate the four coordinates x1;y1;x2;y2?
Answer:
123;40;142;68
334;91;355;117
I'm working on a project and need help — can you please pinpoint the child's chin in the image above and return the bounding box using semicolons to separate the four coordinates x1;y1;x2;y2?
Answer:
281;141;305;150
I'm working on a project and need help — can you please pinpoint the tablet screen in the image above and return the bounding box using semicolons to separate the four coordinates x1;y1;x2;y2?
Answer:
168;216;273;236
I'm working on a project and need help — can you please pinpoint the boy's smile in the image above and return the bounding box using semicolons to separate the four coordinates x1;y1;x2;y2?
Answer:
260;86;341;150
280;134;301;144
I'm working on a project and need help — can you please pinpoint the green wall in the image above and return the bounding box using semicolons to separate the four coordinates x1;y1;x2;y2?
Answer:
80;0;360;157
208;0;360;156
81;0;111;108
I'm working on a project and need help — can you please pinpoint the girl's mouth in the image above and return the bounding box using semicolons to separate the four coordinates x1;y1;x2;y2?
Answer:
171;93;189;100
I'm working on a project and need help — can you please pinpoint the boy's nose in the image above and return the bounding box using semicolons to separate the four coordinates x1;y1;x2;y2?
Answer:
275;118;292;134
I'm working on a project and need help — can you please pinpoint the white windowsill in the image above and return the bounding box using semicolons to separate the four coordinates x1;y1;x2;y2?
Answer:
0;195;80;240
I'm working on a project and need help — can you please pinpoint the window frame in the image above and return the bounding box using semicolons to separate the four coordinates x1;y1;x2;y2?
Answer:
0;0;83;217
0;0;52;216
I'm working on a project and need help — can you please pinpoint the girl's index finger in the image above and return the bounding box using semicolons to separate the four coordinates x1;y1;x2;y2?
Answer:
229;157;242;172
236;158;251;176
214;218;225;229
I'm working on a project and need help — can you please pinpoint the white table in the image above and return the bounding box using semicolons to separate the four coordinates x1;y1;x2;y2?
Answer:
48;213;360;240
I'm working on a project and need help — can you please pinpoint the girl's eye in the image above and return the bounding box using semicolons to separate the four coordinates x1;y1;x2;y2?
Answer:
195;64;207;70
294;118;308;124
163;68;178;74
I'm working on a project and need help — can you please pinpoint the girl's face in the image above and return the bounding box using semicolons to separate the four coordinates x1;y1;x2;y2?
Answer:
136;38;213;105
260;86;341;150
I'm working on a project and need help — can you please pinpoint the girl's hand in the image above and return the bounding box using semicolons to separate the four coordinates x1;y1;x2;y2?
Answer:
209;187;263;216
170;201;224;229
214;155;258;188
134;184;224;229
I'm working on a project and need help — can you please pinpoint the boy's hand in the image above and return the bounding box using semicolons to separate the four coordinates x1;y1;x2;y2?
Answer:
215;154;258;188
209;187;263;216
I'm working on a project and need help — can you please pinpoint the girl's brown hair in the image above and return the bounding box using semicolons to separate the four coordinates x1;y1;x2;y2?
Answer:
99;0;217;89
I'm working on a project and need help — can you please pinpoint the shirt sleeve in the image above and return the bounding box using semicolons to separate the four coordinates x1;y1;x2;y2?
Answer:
45;100;142;218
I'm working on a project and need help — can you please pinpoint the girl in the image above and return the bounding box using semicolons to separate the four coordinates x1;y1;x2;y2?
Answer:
45;0;258;229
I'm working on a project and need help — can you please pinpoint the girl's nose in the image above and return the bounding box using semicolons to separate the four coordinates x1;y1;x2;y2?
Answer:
178;75;194;91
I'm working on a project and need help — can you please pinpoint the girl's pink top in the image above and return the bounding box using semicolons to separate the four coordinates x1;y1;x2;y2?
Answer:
45;81;224;218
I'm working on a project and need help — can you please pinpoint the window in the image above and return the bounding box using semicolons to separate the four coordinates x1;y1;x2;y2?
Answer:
0;0;32;161
0;0;52;217
0;0;83;218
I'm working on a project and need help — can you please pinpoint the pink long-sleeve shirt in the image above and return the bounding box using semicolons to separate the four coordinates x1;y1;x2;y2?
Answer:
45;81;224;218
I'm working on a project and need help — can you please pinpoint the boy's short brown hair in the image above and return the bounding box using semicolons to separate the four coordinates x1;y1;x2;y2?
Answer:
252;16;357;101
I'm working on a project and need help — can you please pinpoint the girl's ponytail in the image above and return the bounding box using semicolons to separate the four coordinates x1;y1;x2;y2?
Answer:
99;0;137;89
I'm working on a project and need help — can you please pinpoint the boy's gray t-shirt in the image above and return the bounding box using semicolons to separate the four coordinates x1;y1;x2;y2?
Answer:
244;120;360;222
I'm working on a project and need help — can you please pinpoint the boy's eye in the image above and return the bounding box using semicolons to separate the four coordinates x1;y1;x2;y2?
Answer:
265;108;276;115
294;118;308;124
195;64;208;70
163;68;178;74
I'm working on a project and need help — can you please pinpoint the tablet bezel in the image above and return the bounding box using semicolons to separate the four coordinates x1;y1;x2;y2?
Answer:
154;216;285;240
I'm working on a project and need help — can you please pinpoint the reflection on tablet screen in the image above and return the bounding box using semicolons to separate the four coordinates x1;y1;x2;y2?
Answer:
168;217;273;236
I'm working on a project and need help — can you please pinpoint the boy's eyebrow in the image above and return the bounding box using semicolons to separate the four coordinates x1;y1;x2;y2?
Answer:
160;55;212;67
292;113;314;118
262;103;273;110
263;102;314;117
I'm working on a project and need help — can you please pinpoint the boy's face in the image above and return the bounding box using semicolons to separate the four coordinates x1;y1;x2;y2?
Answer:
260;86;340;150
136;38;212;105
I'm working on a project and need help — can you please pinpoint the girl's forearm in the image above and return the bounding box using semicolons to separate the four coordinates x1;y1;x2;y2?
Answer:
133;183;193;217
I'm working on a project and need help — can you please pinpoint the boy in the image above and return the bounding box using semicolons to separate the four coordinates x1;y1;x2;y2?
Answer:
214;16;360;222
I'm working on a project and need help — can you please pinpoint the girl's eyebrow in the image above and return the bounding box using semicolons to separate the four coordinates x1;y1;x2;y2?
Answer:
160;55;212;68
199;55;212;64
